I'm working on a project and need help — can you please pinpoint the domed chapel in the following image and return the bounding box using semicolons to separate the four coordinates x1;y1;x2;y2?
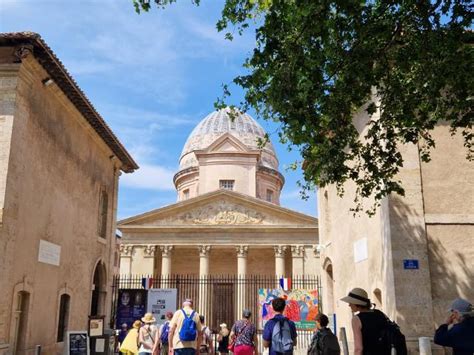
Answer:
118;108;319;323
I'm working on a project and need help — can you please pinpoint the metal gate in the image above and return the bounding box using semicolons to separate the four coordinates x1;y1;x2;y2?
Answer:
111;274;321;332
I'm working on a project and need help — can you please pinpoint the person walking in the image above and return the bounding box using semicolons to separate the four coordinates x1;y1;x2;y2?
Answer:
118;323;129;352
262;298;297;355
217;323;230;354
230;309;258;355
307;313;340;355
139;313;159;355
199;315;214;355
434;298;474;355
341;288;387;355
120;320;142;355
156;312;174;355
168;298;202;355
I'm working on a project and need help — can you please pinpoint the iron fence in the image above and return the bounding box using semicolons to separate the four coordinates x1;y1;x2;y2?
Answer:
111;274;322;335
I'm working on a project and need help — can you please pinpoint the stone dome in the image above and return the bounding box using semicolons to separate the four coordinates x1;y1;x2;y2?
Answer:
179;108;279;170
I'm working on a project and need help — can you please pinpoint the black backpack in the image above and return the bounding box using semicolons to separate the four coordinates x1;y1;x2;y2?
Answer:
375;310;408;355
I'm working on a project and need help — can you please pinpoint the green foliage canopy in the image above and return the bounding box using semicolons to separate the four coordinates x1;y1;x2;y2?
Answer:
134;0;473;214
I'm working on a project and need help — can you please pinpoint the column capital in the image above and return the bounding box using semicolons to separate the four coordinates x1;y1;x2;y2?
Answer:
236;245;249;257
274;245;287;257
160;245;174;257
143;245;157;257
119;244;134;257
291;245;305;258
198;245;211;257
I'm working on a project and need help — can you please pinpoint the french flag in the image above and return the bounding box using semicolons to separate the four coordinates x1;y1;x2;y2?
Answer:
279;277;291;291
141;277;154;290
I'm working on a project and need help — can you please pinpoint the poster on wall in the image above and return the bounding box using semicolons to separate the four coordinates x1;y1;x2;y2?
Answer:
116;289;147;328
258;289;319;330
147;288;177;325
66;331;89;355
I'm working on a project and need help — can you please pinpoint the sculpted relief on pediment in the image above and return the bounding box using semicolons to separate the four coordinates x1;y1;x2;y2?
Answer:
180;204;264;225
148;200;275;225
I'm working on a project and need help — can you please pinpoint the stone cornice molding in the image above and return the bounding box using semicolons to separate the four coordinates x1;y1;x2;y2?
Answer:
274;245;287;257
198;245;211;257
160;245;174;257
119;244;134;257
312;245;321;258
236;245;249;257
291;245;305;258
143;245;157;257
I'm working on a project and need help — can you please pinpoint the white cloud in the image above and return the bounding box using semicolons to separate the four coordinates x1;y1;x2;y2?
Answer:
120;163;175;191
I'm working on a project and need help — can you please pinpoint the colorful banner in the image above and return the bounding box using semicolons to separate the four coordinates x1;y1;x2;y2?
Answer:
258;288;319;330
147;288;178;325
116;289;147;328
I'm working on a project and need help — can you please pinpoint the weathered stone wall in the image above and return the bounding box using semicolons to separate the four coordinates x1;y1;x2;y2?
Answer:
0;54;120;353
319;110;472;354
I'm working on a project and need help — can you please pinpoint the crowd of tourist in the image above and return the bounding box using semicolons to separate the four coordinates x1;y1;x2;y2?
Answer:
116;292;474;355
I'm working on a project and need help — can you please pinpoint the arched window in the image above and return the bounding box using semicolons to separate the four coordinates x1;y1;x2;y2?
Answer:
323;258;335;314
13;291;30;354
57;294;70;342
98;189;109;239
91;261;107;316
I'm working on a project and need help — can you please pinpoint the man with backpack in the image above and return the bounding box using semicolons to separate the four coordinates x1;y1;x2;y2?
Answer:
157;312;174;355
307;314;340;355
262;298;297;355
168;298;203;355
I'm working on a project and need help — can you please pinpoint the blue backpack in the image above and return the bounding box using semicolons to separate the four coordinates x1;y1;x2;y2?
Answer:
179;309;197;341
160;321;170;344
271;318;294;353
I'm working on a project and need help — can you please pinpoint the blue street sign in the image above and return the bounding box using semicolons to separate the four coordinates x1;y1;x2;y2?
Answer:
403;259;419;270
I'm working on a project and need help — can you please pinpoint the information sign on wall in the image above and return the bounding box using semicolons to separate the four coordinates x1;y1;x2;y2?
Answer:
38;239;61;266
66;331;89;355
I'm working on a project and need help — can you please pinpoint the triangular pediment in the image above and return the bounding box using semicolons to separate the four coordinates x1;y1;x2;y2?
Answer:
201;133;253;154
118;190;317;228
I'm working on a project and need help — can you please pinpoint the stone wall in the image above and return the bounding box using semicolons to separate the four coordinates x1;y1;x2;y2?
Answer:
0;54;120;353
319;109;473;353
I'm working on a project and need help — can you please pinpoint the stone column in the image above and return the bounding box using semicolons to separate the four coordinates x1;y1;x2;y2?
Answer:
119;244;134;275
143;245;157;275
291;245;305;284
274;245;287;277
160;245;174;287
236;246;249;318
236;245;249;276
199;245;211;276
198;245;211;318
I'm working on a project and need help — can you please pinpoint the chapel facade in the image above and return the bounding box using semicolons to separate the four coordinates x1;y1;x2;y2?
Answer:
118;108;319;279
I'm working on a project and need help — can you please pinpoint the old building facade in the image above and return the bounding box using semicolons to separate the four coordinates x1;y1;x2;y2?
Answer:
118;109;319;326
0;32;137;354
318;108;474;352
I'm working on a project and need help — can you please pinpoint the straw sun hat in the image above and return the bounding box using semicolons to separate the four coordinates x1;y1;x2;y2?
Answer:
340;288;371;307
141;312;156;323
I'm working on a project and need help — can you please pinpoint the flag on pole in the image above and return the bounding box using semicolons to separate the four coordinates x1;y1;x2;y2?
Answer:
279;277;291;291
141;277;154;290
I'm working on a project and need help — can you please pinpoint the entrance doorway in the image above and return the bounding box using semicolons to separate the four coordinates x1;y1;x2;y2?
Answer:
12;291;30;355
90;261;106;316
211;282;234;331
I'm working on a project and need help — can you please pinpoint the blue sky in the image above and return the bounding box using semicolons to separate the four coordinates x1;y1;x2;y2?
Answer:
0;0;317;219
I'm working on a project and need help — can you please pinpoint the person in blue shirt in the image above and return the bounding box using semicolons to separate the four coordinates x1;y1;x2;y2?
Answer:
262;298;297;355
434;298;474;355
